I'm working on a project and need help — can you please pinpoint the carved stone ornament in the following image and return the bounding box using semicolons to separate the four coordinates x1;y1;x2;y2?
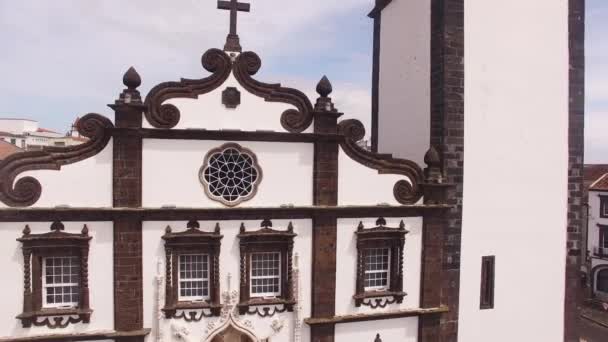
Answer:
199;143;262;207
162;221;223;320
338;119;424;204
16;222;93;328
143;48;314;132
222;86;241;108
353;218;408;308
0;114;113;207
237;220;297;316
204;274;259;342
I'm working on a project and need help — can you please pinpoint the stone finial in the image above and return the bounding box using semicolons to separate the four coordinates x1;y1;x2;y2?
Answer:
214;222;221;233
81;224;89;236
375;217;386;227
314;75;338;113
239;222;246;233
165;225;172;234
357;221;365;231
316;75;333;98
399;220;405;230
261;218;272;228
424;146;443;183
123;67;141;90
187;220;200;230
50;221;64;232
374;333;382;342
112;66;143;106
23;225;31;236
287;221;294;233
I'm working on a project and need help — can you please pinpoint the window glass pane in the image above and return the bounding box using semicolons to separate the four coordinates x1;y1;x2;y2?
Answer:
178;254;209;300
42;256;80;307
250;252;281;296
363;248;391;290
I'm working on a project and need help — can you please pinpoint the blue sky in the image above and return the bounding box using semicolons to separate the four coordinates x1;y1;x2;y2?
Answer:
0;1;605;162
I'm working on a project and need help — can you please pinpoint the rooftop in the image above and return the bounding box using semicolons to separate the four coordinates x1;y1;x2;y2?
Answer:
0;140;23;160
590;173;608;192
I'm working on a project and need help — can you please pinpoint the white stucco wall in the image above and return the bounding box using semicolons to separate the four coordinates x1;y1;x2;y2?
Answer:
377;0;431;164
459;1;569;341
142;140;313;208
149;74;312;133
335;217;422;315
334;217;421;341
0;222;114;339
142;219;312;342
0;141;113;208
337;148;418;206
335;317;418;342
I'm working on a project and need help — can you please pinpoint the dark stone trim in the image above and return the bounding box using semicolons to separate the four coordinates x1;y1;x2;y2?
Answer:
338;119;424;204
0;205;452;222
354;219;407;307
479;256;495;310
0;114;114;207
367;0;393;19
17;222;92;328
0;329;151;342
143;49;232;129
111;81;145;334
370;10;381;153
423;1;465;341
221;87;241;109
162;221;223;318
237;220;296;314
304;306;448;325
232;51;314;133
565;0;585;340
111;128;343;143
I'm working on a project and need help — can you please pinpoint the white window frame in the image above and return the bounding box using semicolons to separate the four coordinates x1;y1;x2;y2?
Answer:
178;254;210;302
250;252;281;298
363;248;391;292
42;256;80;309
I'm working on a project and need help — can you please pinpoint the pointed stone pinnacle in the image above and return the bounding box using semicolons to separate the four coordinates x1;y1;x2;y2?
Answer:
123;66;141;90
316;75;333;97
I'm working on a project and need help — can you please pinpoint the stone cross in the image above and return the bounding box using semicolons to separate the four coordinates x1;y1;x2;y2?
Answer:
217;0;250;52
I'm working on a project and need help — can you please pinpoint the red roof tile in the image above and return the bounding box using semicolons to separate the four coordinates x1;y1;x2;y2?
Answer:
590;173;608;191
0;140;23;160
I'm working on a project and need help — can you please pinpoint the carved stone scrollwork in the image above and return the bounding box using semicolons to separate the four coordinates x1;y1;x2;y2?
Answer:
30;314;91;329
0;113;113;207
360;296;400;309
338;119;424;204
245;304;288;318
173;309;215;322
144;48;233;128
233;51;314;133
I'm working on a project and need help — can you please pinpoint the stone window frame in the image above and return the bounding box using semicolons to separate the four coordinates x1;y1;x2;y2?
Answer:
162;220;223;318
199;142;263;207
237;219;296;315
600;195;608;219
354;218;407;307
17;221;92;329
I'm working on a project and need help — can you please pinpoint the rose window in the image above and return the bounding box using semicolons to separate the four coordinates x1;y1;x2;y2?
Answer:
199;143;262;206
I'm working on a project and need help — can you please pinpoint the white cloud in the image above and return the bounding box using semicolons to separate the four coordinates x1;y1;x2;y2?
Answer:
585;110;608;163
0;0;373;131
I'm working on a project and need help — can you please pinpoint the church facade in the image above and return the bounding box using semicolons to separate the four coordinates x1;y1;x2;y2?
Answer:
0;1;586;342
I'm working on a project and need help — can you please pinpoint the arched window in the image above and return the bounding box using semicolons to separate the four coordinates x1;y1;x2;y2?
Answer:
596;268;608;294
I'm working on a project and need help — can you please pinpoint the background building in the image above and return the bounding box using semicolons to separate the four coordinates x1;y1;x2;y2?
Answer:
0;117;87;153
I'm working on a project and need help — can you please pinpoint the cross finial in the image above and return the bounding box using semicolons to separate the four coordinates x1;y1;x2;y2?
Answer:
217;0;250;52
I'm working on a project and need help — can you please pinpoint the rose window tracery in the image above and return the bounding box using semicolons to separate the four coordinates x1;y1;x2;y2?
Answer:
200;143;262;206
